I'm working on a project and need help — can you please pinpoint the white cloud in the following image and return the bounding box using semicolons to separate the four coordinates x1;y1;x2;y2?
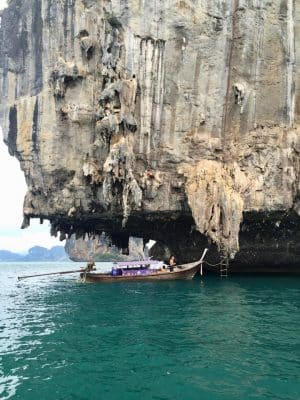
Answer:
0;220;63;253
0;0;7;11
0;137;27;228
0;130;63;252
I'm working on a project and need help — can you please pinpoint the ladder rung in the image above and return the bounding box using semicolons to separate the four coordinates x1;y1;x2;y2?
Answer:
220;251;229;277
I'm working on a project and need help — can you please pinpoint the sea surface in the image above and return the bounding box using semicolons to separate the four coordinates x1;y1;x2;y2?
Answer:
0;262;299;400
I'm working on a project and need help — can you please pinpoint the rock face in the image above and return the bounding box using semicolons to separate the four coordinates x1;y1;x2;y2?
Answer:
0;0;299;272
65;233;146;261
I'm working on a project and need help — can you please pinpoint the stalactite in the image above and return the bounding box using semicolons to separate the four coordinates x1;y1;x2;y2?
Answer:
180;160;249;258
286;0;296;127
103;136;142;226
137;38;165;155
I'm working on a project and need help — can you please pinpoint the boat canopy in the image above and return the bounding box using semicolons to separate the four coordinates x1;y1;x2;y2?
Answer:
115;260;160;268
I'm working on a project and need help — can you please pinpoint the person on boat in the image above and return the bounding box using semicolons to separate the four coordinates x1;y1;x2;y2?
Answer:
169;255;176;272
85;261;96;272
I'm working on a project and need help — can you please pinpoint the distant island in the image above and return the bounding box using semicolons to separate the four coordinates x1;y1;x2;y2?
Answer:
0;246;69;262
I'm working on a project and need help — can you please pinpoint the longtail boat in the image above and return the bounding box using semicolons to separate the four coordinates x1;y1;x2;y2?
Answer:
80;248;208;283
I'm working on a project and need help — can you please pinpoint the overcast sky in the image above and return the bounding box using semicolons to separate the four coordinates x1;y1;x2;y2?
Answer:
0;131;63;253
0;0;64;253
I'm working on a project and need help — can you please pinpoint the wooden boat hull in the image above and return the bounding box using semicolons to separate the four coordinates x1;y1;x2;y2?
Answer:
80;260;201;283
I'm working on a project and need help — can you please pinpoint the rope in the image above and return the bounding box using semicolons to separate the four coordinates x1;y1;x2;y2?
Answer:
203;261;222;267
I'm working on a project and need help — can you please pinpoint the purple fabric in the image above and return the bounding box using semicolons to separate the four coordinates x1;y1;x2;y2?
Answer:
121;269;158;276
116;260;159;267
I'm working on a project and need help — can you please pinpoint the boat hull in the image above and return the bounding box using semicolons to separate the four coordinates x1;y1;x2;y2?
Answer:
80;261;201;283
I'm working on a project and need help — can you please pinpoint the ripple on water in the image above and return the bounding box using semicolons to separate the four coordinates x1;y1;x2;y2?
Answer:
0;264;299;400
0;375;20;400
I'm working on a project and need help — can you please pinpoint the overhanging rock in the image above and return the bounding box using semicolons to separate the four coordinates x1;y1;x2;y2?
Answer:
0;0;299;272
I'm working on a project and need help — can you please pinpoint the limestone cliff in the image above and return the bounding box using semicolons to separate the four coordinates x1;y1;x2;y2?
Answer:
65;233;146;261
0;0;299;272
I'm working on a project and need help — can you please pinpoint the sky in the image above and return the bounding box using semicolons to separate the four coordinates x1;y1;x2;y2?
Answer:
0;133;63;253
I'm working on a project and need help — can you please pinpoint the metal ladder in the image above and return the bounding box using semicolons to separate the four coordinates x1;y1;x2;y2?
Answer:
220;251;229;278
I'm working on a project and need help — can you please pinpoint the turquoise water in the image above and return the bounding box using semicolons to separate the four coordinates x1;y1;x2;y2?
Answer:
0;262;299;400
